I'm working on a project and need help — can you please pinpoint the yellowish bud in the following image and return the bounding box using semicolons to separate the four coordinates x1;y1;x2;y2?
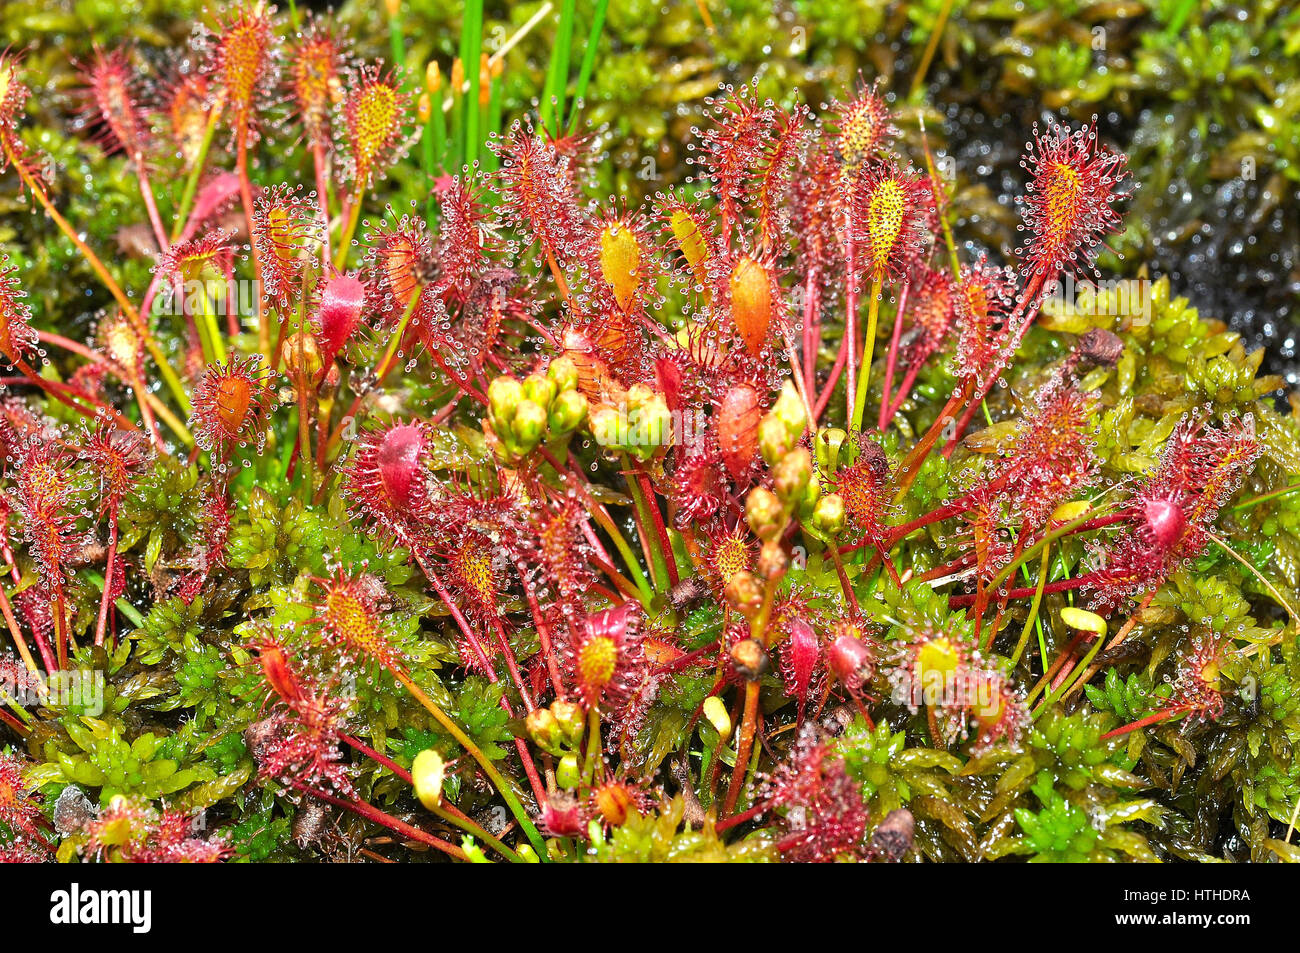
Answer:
702;695;732;741
412;749;445;811
1060;607;1107;636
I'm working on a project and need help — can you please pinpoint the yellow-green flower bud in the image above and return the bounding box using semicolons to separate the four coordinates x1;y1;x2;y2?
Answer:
522;372;557;409
556;753;581;790
589;405;624;450
626;383;655;408
525;708;565;755
550;700;586;747
746;486;786;540
629;394;672;460
812;493;846;536
547;355;580;392
549;389;588;434
488;375;522;430
758;415;792;466
772;379;806;438
512;399;548;451
772;447;812;504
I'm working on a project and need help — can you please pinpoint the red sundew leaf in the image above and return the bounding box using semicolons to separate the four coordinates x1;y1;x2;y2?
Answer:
846;157;930;285
287;17;346;149
831;80;898;169
314;271;365;366
205;4;280;140
781;619;821;716
729;254;776;358
491;119;587;265
716;381;761;482
0;256;37;366
341;64;409;188
77;47;150;161
1016;118;1129;282
251;184;321;308
790;141;845;290
189;354;274;459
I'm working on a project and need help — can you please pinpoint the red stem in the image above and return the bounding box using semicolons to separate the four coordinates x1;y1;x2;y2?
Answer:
636;466;678;585
802;269;819;391
949;571;1102;608
415;553;548;805
715;800;767;833
1101;707;1186;740
942;272;1047;455
844;237;859;425
292;783;467;860
94;503;119;648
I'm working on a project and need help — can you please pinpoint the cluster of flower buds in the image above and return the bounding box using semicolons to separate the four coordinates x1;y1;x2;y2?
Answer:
750;380;831;546
588;384;674;461
715;382;815;624
525;699;587;790
487;357;589;462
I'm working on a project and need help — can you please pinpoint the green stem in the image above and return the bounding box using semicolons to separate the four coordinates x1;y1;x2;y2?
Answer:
543;0;577;134
1235;483;1300;512
84;571;145;627
566;0;610;133
377;287;423;377
334;187;365;271
465;0;483;161
850;276;884;432
1011;544;1051;668
195;284;227;364
171;102;223;243
389;665;546;856
387;8;406;72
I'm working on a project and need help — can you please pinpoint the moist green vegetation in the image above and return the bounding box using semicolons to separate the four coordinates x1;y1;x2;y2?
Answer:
0;1;1296;864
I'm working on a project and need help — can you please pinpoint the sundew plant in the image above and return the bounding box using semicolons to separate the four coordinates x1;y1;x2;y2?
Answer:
0;1;1298;867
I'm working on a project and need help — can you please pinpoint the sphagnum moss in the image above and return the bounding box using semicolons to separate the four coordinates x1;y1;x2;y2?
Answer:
0;5;1296;865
